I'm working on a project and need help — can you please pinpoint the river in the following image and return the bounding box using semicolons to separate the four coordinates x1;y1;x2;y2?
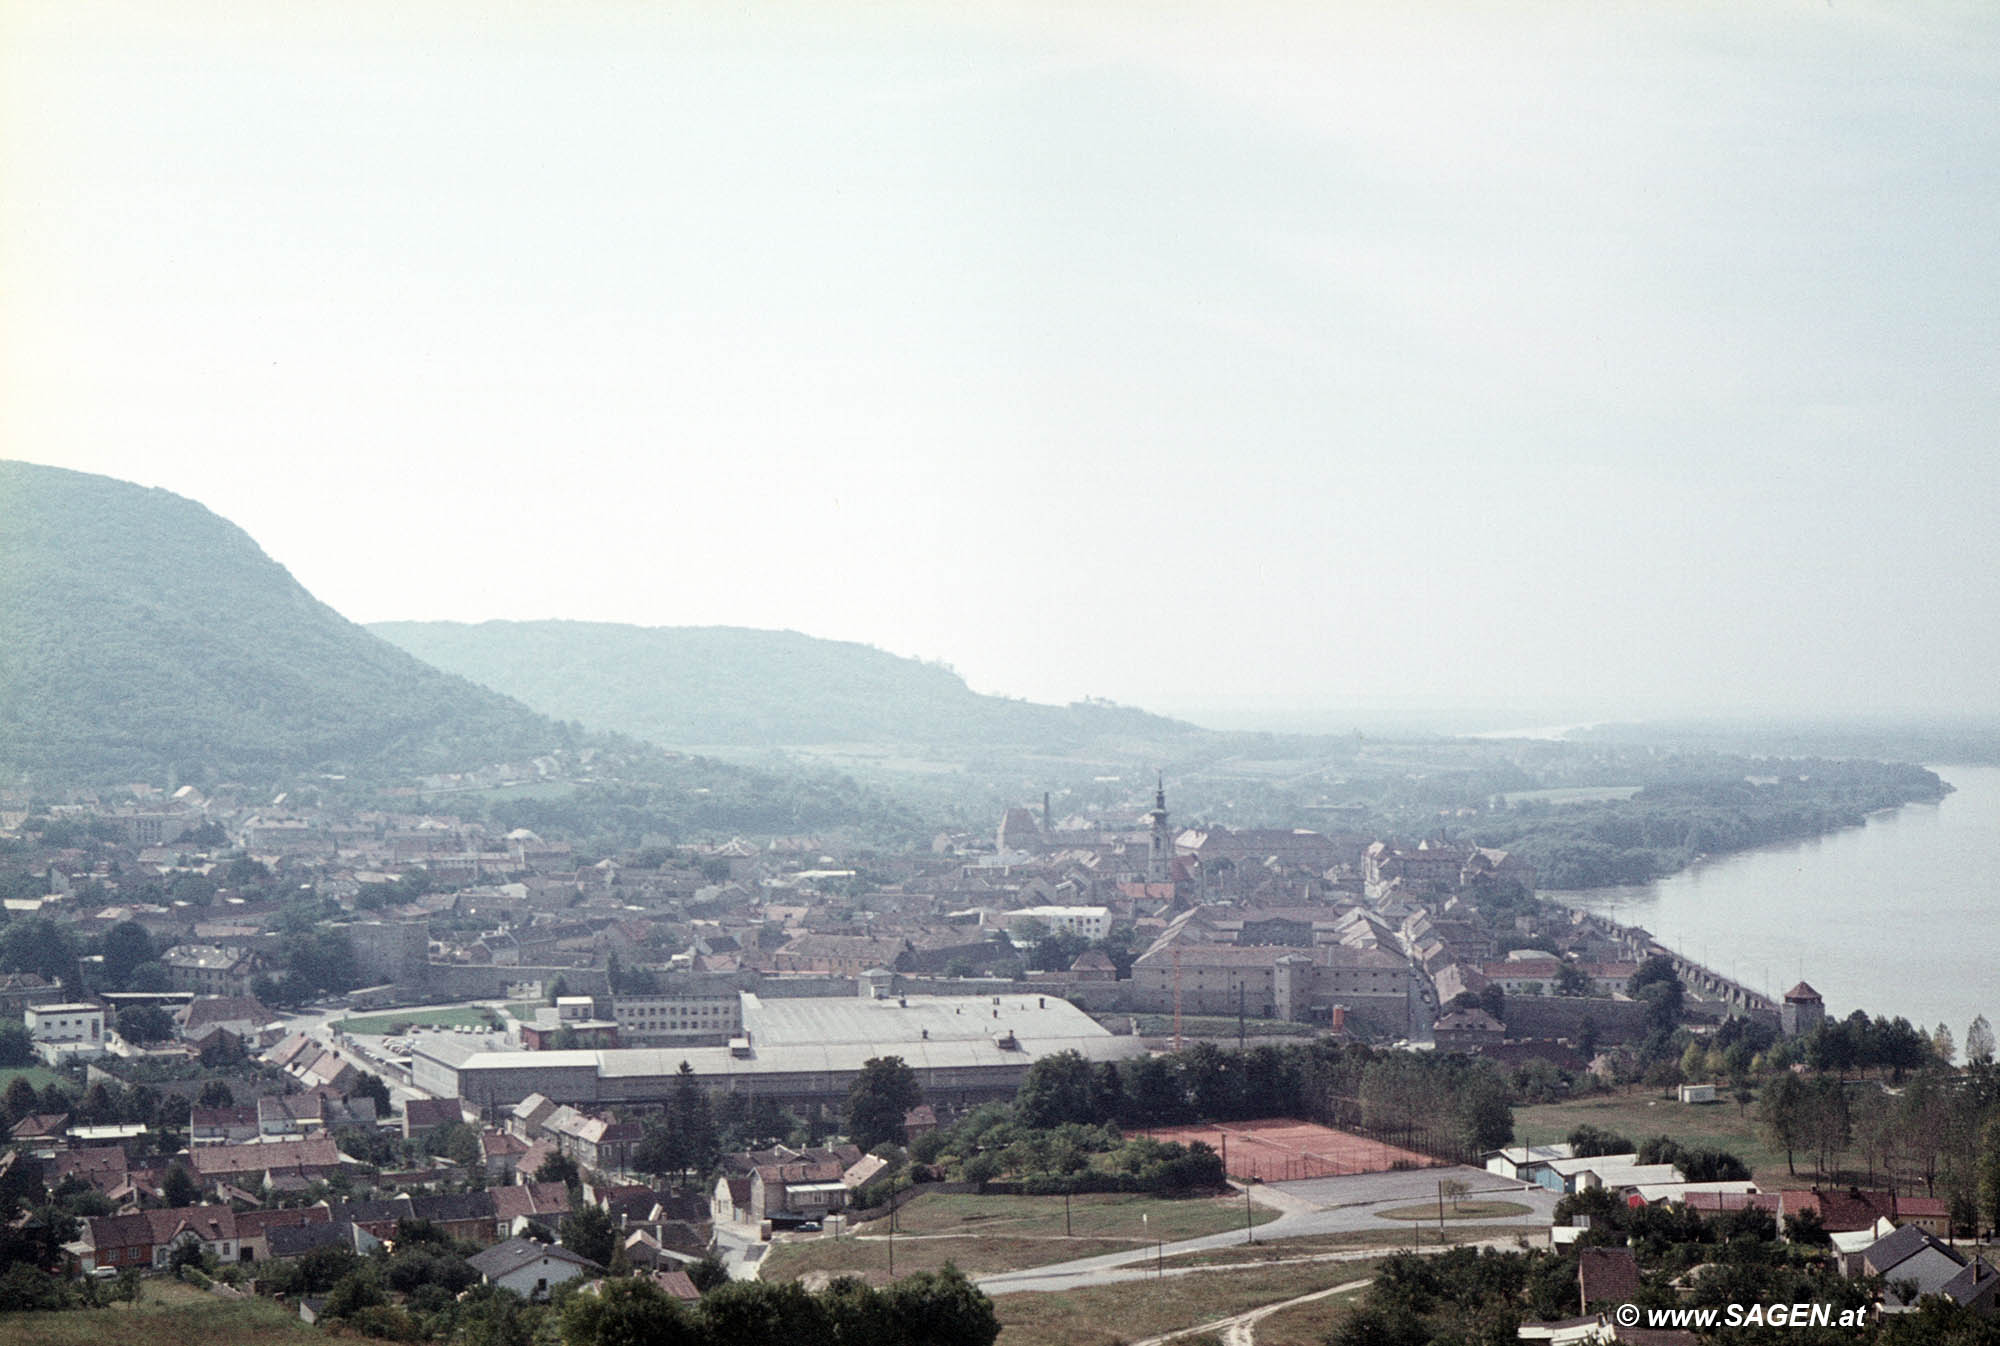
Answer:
1557;763;2000;1045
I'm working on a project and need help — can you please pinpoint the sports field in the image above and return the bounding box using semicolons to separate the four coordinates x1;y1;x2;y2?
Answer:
1139;1117;1441;1182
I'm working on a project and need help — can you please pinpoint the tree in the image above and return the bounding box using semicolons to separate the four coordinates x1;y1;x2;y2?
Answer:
1759;1074;1806;1176
0;918;78;984
562;1276;698;1346
101;921;154;988
0;1024;30;1068
161;1163;199;1208
1980;1115;2000;1237
1;1077;35;1124
196;1080;235;1110
351;1071;391;1116
1552;964;1591;997
1016;1050;1100;1129
535;1152;580;1187
667;1062;719;1180
878;1264;1001;1346
560;1205;617;1269
1934;1023;1957;1067
117;1004;175;1044
847;1056;921;1151
1968;1016;1996;1066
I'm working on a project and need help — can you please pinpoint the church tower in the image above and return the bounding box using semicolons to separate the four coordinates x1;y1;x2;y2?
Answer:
1147;775;1171;883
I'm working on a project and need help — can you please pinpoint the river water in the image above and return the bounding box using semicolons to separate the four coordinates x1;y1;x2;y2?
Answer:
1557;763;2000;1045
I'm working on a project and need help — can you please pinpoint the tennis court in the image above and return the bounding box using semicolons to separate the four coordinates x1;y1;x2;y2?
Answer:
1140;1117;1441;1182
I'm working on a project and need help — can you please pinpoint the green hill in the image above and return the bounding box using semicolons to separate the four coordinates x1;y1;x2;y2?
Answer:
368;620;1198;750
0;461;566;784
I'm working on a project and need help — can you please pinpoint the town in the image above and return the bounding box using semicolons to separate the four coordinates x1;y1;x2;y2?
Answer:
0;778;1992;1345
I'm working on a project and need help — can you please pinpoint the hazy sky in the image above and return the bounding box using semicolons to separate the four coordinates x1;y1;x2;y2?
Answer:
6;1;1998;727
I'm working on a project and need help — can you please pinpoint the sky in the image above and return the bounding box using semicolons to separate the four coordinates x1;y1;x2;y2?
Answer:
6;1;1999;730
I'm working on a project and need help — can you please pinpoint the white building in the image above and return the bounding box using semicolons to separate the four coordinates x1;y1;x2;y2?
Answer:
1009;906;1111;940
26;1002;105;1063
609;978;744;1048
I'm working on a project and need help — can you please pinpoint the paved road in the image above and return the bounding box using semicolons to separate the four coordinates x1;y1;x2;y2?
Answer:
976;1166;1555;1295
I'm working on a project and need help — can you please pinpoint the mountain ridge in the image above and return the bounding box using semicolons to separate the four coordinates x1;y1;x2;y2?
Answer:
367;619;1203;751
0;460;569;784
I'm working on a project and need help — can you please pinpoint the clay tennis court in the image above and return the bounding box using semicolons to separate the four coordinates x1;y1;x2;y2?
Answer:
1139;1118;1441;1182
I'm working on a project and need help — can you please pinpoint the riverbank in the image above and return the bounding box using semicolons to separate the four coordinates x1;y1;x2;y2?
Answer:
1557;764;1997;1039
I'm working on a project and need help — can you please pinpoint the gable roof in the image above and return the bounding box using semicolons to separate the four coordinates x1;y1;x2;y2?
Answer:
1864;1223;1962;1276
1578;1247;1642;1307
468;1235;603;1280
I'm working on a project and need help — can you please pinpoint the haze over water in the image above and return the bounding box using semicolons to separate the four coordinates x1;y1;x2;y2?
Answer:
1561;764;2000;1046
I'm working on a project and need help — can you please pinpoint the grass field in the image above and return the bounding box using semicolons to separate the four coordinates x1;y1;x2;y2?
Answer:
0;1281;394;1346
504;1001;544;1021
1159;1225;1534;1268
1514;1088;1788;1182
867;1190;1280;1242
992;1257;1384;1346
1254;1277;1377;1346
0;1064;68;1091
763;1191;1280;1286
762;1232;1146;1286
333;1006;501;1034
1374;1200;1530;1222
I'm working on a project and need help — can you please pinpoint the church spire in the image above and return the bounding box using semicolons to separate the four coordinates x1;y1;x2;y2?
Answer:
1148;775;1170;883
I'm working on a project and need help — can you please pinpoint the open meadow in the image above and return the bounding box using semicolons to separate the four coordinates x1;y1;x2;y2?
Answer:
760;1189;1279;1286
992;1257;1384;1346
1513;1087;1787;1182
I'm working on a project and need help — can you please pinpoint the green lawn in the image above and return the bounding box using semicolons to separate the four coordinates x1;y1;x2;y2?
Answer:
0;1064;68;1091
1514;1087;1789;1183
993;1257;1384;1346
333;1006;499;1034
504;1001;545;1021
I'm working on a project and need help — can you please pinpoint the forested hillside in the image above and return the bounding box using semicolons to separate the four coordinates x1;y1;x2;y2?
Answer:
369;619;1196;750
0;462;566;784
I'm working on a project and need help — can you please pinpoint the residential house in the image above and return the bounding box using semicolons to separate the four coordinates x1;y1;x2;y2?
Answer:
490;1181;573;1240
1864;1225;1971;1307
467;1236;603;1301
403;1097;464;1140
748;1160;848;1223
160;945;263;996
188;1134;343;1189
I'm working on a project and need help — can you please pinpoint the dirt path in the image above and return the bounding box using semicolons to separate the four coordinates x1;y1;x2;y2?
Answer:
1127;1277;1373;1346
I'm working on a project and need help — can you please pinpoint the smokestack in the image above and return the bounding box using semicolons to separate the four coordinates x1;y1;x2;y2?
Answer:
1043;792;1051;830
